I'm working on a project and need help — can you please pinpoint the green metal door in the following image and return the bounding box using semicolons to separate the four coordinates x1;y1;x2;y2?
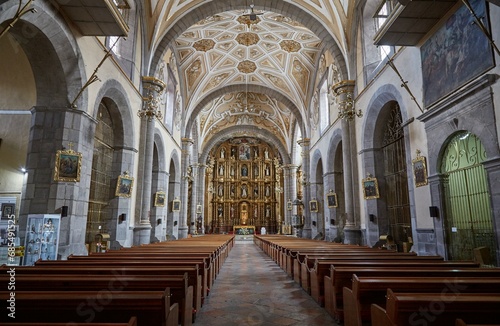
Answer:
441;132;496;264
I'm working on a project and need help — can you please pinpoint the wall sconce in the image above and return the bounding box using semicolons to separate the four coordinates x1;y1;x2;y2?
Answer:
174;221;178;226
312;221;317;226
119;213;126;223
369;214;376;222
156;218;162;225
330;219;335;225
429;206;439;218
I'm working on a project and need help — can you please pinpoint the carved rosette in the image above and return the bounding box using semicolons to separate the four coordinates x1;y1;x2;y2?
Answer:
236;32;260;46
193;39;215;52
280;40;301;53
238;60;257;73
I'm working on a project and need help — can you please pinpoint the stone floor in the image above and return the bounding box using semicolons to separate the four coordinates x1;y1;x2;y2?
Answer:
195;240;338;326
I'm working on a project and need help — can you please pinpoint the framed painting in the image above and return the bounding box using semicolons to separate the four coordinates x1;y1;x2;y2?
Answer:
196;204;202;214
421;0;493;107
309;200;318;212
362;177;379;200
115;173;134;198
412;154;428;187
1;203;15;220
172;198;181;212
326;192;338;208
54;149;82;182
154;191;166;207
287;200;292;211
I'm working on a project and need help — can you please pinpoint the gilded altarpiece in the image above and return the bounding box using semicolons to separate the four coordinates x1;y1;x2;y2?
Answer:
206;138;283;234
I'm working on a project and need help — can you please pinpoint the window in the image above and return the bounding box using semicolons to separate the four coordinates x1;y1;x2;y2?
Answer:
373;1;393;59
319;80;329;133
108;36;121;56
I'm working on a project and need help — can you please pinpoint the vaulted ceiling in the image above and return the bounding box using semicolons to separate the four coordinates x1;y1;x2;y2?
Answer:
144;0;352;157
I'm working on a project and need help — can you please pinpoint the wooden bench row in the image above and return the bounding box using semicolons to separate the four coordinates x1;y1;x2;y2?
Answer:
254;235;500;326
1;234;235;326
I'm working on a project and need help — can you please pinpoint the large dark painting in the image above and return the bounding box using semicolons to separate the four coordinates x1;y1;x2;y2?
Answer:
421;0;493;108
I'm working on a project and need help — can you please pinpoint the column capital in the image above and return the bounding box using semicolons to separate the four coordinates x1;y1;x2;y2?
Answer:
332;79;362;121
138;76;165;121
297;138;310;147
181;138;194;146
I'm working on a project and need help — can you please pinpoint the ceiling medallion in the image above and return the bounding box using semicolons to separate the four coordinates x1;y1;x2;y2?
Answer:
237;60;257;73
237;15;261;27
193;39;215;52
279;40;301;53
236;32;260;46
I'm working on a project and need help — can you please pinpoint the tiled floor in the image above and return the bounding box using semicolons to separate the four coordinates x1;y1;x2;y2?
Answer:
195;240;338;326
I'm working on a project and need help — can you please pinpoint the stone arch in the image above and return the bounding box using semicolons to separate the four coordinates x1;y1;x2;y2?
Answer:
310;148;324;184
0;1;85;108
153;130;167;172
326;128;343;173
93;79;135;149
185;84;306;138
198;125;291;165
362;84;407;149
361;84;413;247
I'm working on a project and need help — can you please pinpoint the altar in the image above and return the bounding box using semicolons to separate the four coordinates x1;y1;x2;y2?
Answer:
233;225;255;241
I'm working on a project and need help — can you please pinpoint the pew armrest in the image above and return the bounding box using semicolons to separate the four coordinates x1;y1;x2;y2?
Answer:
371;304;394;326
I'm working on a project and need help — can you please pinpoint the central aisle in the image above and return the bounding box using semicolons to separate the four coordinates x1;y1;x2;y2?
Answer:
196;240;337;326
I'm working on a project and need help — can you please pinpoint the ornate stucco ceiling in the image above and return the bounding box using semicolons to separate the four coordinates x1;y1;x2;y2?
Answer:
145;1;352;155
175;11;321;107
173;9;321;150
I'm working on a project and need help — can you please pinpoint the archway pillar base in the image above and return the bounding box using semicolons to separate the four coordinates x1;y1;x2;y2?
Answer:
344;227;362;245
133;224;152;245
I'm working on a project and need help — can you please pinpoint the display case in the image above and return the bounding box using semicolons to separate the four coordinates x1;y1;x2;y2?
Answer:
24;214;60;266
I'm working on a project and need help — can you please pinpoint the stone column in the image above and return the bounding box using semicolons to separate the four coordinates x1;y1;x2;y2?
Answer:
20;106;97;258
189;163;200;234
151;169;168;242
283;164;298;229
179;138;193;239
332;80;361;244
298;138;312;239
134;76;165;245
197;164;207;234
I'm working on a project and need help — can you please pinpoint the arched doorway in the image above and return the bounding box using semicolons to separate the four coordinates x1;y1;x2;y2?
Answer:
87;102;115;252
441;131;497;265
381;103;412;250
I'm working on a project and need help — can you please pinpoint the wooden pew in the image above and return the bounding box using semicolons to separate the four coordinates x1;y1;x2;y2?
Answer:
326;266;500;322
343;275;500;326
0;290;176;326
371;289;500;326
67;252;215;300
300;254;444;295
2;316;137;326
35;259;204;314
1;265;198;325
0;273;191;326
312;259;478;307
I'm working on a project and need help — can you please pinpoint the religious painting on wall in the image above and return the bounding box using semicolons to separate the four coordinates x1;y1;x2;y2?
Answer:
54;147;82;182
421;0;493;107
362;176;379;200
239;144;251;160
115;172;134;198
412;150;429;187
